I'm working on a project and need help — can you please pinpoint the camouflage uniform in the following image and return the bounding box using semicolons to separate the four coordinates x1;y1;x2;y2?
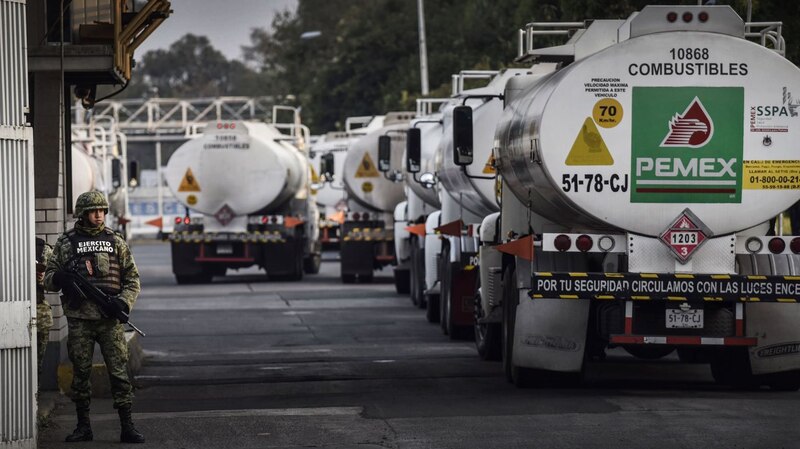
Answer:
44;192;141;410
36;238;54;376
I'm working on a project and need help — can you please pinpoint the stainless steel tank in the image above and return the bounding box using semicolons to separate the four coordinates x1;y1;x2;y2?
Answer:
343;112;414;212
497;31;800;236
165;121;307;217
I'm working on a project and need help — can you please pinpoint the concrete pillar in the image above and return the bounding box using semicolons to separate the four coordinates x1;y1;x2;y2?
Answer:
32;70;69;391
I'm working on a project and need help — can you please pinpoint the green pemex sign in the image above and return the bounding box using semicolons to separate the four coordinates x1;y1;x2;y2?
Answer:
631;87;744;203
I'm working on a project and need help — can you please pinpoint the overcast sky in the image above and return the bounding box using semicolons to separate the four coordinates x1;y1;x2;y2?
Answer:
136;0;298;61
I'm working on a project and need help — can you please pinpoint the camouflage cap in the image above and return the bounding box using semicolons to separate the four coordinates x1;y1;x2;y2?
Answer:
74;191;109;218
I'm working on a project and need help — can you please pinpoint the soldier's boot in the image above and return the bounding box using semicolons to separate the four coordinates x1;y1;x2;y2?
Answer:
64;405;93;442
118;406;145;444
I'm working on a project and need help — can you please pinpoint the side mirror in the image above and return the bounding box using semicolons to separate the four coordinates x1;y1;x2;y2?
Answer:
128;160;140;188
406;128;421;173
321;153;335;179
377;135;391;172
419;172;436;189
452;105;473;166
111;159;122;188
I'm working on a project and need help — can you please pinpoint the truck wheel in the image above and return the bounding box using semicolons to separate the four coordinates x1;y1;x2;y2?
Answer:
502;264;517;383
303;254;321;274
342;274;356;284
409;244;420;306
425;293;440;323
766;370;800;391
394;268;410;294
623;346;675;360
175;275;196;285
439;253;451;336
474;291;501;361
710;347;756;389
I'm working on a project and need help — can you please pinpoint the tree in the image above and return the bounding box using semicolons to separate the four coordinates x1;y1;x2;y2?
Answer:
122;34;264;98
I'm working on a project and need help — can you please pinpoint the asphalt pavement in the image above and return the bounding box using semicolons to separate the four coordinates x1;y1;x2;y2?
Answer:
38;241;800;448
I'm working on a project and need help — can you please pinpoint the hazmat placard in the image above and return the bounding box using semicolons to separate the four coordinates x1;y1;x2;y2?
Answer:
355;153;379;178
178;168;201;192
482;153;496;174
743;160;800;189
565;117;614;166
529;272;800;303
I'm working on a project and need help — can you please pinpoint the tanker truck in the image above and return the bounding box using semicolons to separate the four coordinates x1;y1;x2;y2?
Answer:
422;70;527;340
165;117;321;284
310;116;385;249
452;5;800;389
394;99;449;307
340;112;414;284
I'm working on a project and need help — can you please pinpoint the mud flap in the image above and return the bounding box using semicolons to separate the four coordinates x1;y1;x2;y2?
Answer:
513;296;590;372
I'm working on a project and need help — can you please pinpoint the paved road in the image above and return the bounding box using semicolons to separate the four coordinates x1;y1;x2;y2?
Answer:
39;242;800;448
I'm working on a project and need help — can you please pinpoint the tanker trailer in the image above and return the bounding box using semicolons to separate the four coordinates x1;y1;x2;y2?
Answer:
453;5;800;389
71;125;131;237
165;120;320;283
310;117;385;249
340;112;414;283
397;99;450;307
431;70;528;340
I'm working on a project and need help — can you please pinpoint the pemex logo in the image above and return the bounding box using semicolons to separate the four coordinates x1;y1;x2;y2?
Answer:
660;97;714;148
631;87;743;204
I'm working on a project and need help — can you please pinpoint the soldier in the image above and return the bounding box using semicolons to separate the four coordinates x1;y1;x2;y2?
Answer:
44;191;145;444
36;237;54;378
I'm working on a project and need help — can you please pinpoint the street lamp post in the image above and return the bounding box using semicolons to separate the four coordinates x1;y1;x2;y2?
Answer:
417;0;430;95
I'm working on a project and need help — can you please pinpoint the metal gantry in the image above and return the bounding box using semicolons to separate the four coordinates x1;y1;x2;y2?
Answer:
75;96;276;139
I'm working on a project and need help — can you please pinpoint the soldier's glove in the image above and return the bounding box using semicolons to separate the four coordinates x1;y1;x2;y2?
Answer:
51;270;68;289
112;296;130;315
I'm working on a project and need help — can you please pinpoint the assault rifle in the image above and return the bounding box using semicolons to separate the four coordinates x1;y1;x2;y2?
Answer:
61;270;146;337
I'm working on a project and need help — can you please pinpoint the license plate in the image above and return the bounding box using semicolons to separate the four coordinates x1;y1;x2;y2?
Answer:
216;244;233;255
665;308;703;329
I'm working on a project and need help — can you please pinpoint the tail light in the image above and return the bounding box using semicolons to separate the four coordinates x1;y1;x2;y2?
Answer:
353;212;361;221
183;216;190;225
261;216;269;224
768;237;786;254
698;11;709;22
682;12;693;22
554;234;571;252
667;11;677;22
362;212;370;221
174;217;182;225
745;237;763;254
575;235;593;252
791;237;800;254
271;216;279;224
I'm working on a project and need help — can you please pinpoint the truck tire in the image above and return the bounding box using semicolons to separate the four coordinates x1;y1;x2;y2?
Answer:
474;291;501;361
293;254;305;281
439;252;451;336
303;254;321;274
710;347;756;389
623;346;675;360
175;275;195;285
342;274;356;284
394;268;410;294
409;244;421;307
502;264;517;383
766;370;800;391
175;273;212;284
426;293;440;323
